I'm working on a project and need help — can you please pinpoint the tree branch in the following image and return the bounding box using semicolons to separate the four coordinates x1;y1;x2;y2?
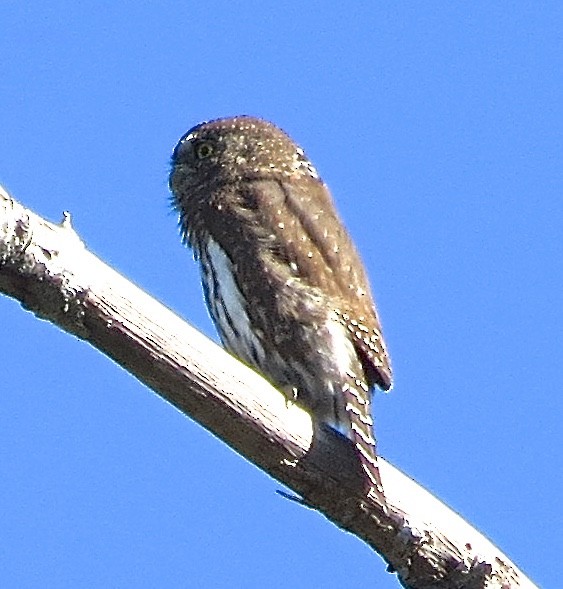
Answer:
0;186;537;589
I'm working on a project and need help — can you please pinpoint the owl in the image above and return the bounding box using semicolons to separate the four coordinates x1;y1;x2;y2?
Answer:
169;116;392;502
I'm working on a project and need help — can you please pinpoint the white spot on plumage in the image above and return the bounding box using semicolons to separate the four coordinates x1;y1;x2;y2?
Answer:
202;239;264;366
326;312;358;383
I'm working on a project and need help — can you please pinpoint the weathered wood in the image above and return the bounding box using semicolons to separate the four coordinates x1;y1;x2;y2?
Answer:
0;186;537;589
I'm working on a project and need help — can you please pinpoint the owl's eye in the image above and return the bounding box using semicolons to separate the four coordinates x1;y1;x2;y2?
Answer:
195;141;214;159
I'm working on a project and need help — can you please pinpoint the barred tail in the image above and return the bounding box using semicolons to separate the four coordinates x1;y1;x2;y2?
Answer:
342;371;385;505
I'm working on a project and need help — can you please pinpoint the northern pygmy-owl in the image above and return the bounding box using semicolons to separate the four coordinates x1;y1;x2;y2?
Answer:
169;116;392;502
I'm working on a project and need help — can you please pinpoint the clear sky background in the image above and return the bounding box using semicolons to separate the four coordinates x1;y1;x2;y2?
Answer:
1;2;560;588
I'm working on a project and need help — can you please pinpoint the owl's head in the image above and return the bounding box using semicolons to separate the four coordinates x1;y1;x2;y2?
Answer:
169;116;320;195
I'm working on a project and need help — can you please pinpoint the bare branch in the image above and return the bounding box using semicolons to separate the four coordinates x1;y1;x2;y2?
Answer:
0;186;537;589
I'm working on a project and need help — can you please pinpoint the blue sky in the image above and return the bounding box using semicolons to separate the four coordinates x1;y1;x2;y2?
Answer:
1;2;560;587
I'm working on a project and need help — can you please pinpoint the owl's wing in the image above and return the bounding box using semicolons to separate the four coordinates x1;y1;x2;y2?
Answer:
234;176;393;391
